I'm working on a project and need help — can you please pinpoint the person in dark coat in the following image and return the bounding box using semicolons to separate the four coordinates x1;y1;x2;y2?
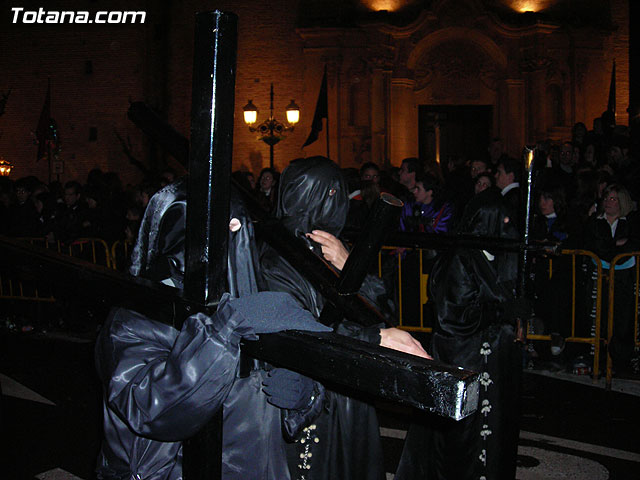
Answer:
495;156;522;230
584;183;639;374
258;156;429;480
255;167;278;213
95;177;331;480
529;179;575;358
7;177;40;237
395;189;525;480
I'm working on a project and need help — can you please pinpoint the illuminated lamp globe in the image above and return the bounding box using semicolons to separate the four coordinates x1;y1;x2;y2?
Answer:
0;157;13;177
243;100;258;126
285;99;300;126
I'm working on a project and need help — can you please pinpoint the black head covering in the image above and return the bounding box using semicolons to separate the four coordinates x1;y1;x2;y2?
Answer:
129;177;187;286
276;156;348;240
129;177;262;297
458;189;518;284
459;189;517;240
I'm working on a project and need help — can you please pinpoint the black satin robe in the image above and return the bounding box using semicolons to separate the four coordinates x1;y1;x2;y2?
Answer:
260;242;385;480
95;178;327;480
259;156;386;480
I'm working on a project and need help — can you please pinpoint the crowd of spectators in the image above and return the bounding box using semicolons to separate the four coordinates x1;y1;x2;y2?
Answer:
0;168;181;248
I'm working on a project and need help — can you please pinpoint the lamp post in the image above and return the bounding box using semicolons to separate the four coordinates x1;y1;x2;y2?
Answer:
243;83;299;169
0;157;13;177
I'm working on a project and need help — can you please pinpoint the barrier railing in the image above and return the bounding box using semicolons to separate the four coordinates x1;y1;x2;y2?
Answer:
380;246;611;380
111;240;134;272
4;237;637;386
605;251;640;389
526;249;605;379
1;237;111;302
377;246;433;332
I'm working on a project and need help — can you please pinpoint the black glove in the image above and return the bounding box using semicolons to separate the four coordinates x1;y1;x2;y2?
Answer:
501;297;533;321
262;368;316;410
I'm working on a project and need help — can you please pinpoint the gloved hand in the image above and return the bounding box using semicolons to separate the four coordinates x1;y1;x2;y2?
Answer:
501;297;533;321
262;368;316;410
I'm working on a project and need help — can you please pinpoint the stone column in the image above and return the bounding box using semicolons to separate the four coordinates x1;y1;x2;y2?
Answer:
505;79;525;156
389;77;417;165
370;68;388;166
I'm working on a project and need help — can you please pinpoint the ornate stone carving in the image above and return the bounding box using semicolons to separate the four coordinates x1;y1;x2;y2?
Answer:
367;44;395;71
414;40;498;96
520;54;553;73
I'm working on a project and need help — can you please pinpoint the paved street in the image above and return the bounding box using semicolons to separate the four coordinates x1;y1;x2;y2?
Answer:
1;328;639;479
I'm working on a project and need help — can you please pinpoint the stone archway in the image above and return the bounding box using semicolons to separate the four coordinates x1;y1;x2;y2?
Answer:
388;27;524;161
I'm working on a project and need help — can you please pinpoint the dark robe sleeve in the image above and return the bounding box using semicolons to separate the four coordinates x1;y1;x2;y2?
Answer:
96;306;243;442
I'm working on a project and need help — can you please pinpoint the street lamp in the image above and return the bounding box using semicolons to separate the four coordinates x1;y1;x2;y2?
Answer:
243;83;299;169
0;157;13;177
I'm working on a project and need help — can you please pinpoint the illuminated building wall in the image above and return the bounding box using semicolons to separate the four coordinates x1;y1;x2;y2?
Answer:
0;0;630;181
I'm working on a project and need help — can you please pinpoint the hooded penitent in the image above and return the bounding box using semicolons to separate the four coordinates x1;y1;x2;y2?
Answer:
129;176;262;297
395;188;522;480
259;156;386;480
276;156;348;252
458;188;519;286
95;177;329;480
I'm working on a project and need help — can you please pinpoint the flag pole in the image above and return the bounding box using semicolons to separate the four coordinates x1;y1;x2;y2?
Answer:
326;108;330;160
607;59;616;116
325;66;329;159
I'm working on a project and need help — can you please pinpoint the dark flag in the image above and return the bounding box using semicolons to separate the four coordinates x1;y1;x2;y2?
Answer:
607;59;616;114
35;81;51;162
302;67;328;147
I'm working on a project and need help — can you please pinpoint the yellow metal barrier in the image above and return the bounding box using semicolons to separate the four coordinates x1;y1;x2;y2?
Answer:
67;237;112;268
383;246;609;380
605;251;640;389
1;238;58;302
111;240;134;271
525;249;605;380
5;236;636;387
377;246;432;333
1;237;112;303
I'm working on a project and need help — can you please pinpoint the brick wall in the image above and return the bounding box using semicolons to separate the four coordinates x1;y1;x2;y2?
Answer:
166;0;307;175
1;0;149;185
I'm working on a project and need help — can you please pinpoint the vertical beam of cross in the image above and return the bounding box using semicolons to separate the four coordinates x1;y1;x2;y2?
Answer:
182;11;238;480
184;10;238;307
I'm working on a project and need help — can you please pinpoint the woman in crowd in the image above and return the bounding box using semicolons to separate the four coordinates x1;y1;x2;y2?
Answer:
474;172;495;195
255;167;278;213
531;180;573;357
584;184;639;375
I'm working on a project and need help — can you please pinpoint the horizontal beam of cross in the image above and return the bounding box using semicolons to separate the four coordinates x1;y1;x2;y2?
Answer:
0;234;477;418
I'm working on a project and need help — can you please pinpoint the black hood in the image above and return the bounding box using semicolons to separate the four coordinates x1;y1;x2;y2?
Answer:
459;189;517;240
129;177;187;286
129;176;262;297
458;189;519;284
276;156;348;241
